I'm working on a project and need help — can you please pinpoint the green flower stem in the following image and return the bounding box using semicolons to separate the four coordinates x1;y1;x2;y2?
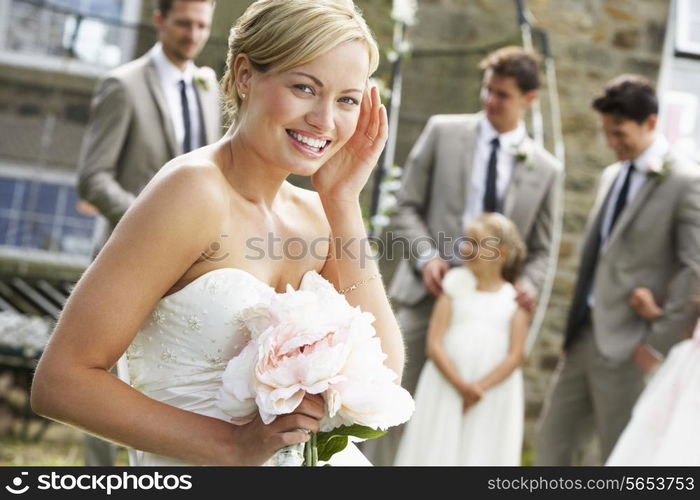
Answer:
304;436;312;466
303;433;319;466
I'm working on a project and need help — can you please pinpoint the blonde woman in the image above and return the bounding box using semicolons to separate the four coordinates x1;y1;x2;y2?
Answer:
31;0;403;466
395;213;529;465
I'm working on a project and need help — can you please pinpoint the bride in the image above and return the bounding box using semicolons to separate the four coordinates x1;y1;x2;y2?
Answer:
31;0;404;466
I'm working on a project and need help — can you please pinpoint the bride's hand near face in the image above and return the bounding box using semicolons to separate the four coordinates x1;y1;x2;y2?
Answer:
311;84;387;203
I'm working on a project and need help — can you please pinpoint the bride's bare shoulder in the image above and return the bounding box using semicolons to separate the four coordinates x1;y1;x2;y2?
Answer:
145;155;231;215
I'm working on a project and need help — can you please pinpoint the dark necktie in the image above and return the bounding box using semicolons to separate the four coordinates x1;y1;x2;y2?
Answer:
483;137;500;212
179;80;192;153
607;162;636;236
565;161;637;346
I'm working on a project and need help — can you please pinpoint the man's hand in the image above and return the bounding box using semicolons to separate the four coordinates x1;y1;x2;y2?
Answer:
629;287;664;321
76;200;99;216
514;283;537;314
634;343;662;373
422;257;450;297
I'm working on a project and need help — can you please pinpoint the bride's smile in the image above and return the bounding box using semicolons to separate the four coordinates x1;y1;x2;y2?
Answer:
285;129;332;158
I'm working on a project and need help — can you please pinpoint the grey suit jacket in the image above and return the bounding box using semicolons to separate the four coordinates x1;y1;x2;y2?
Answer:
565;150;700;360
388;112;562;307
77;46;222;228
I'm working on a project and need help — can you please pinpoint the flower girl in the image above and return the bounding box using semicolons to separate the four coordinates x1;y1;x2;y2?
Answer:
395;213;529;465
607;288;700;465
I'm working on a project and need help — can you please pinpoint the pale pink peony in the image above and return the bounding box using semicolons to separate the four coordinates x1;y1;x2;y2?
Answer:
217;271;414;432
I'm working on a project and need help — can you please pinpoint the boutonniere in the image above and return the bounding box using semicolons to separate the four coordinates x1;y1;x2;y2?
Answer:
193;66;216;92
193;76;209;91
646;156;671;181
511;141;536;170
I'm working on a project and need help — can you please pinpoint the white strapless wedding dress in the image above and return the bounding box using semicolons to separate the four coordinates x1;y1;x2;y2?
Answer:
123;268;371;466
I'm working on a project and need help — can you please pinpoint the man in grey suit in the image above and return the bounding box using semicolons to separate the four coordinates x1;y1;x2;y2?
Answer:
78;0;220;232
364;46;562;466
536;75;700;465
77;0;220;465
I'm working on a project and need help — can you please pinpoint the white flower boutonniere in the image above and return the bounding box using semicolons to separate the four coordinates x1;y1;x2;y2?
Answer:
646;156;671;182
194;66;216;92
511;141;536;170
193;76;208;92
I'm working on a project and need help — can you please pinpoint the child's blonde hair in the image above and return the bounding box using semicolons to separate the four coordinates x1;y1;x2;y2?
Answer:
470;213;527;284
221;0;380;123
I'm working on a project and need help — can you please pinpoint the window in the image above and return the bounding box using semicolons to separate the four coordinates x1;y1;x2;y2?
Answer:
659;0;700;162
676;0;700;57
0;167;102;267
0;0;142;74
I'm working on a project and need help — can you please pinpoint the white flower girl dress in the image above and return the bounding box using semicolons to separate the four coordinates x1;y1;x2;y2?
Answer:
395;267;523;465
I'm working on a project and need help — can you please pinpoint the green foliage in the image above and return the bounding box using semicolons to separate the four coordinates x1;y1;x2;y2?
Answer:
313;424;387;463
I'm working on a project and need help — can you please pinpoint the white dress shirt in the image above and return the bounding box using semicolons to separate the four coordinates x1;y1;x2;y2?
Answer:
416;116;527;269
151;43;202;152
588;134;670;307
462;116;527;231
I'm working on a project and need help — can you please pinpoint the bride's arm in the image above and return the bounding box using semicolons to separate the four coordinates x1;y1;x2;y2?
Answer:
31;165;316;465
315;85;404;379
320;201;404;380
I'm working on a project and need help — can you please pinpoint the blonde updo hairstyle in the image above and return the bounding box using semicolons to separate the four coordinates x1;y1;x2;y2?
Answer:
470;213;527;284
221;0;380;123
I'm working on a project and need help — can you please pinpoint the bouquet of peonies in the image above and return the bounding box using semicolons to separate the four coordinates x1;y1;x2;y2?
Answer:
217;272;414;466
